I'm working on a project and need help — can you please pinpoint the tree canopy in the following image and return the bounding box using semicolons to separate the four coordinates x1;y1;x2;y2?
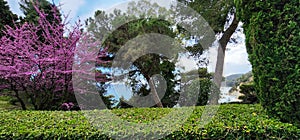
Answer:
19;0;59;24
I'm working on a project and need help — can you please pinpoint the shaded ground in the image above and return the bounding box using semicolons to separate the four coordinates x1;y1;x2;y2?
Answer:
0;96;21;110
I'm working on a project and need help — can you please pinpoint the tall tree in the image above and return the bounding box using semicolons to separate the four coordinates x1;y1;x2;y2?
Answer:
178;0;239;104
19;0;58;24
0;0;18;37
90;16;181;108
86;1;187;108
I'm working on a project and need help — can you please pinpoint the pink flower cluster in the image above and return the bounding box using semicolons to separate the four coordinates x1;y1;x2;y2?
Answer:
61;102;75;110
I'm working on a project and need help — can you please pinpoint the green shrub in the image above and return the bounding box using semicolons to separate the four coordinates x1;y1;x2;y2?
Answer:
235;0;300;127
239;83;258;104
0;104;299;139
179;78;212;106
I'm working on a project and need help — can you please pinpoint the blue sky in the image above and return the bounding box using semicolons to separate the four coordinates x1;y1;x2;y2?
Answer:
6;0;252;77
6;0;129;22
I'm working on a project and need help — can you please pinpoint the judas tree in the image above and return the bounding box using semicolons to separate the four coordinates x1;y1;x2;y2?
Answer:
0;3;113;110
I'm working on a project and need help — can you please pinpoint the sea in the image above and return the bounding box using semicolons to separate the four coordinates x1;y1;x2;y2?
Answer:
219;86;241;103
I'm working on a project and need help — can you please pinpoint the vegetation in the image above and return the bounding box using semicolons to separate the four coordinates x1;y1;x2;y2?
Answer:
226;72;258;104
19;0;58;24
0;0;18;37
0;2;114;110
179;0;239;103
235;0;300;126
0;104;299;139
238;83;258;104
86;1;198;108
0;95;21;110
0;0;299;139
178;68;217;106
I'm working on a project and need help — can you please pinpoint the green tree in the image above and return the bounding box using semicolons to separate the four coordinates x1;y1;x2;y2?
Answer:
87;0;227;108
87;1;189;108
236;0;300;126
93;17;181;108
179;0;239;104
19;0;59;24
0;0;18;37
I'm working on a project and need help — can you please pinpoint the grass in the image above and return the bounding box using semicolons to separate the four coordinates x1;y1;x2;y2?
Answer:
0;95;21;110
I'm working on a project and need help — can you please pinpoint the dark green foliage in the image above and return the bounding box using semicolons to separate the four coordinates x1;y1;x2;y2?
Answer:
129;54;180;108
0;95;20;110
19;0;59;24
234;71;252;86
179;68;216;106
180;78;212;106
116;53;180;108
238;83;258;104
228;71;253;93
0;104;299;139
0;0;18;37
116;97;133;108
235;0;300;127
178;0;235;33
89;14;181;107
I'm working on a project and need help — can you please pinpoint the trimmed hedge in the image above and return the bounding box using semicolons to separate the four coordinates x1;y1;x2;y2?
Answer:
235;0;300;127
0;104;299;139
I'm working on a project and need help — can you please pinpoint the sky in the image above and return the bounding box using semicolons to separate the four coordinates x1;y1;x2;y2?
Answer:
5;0;252;77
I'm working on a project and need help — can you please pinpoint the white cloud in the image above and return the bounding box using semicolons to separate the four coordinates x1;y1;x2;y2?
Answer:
223;44;252;76
223;24;252;76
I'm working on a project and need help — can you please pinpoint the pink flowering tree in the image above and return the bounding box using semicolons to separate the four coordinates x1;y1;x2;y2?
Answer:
0;3;111;110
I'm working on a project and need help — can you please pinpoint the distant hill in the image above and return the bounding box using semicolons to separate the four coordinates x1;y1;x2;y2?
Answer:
224;74;244;87
228;71;253;93
226;74;244;81
227;71;256;104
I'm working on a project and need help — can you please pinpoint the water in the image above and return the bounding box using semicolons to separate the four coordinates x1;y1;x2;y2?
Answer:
110;84;241;105
219;87;241;103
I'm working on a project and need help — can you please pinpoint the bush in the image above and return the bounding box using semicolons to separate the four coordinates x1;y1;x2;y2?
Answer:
235;0;300;127
179;78;215;106
0;104;299;139
238;83;258;104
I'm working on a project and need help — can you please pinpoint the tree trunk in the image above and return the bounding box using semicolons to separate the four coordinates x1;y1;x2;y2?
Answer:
211;14;239;105
13;90;27;110
149;76;163;108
